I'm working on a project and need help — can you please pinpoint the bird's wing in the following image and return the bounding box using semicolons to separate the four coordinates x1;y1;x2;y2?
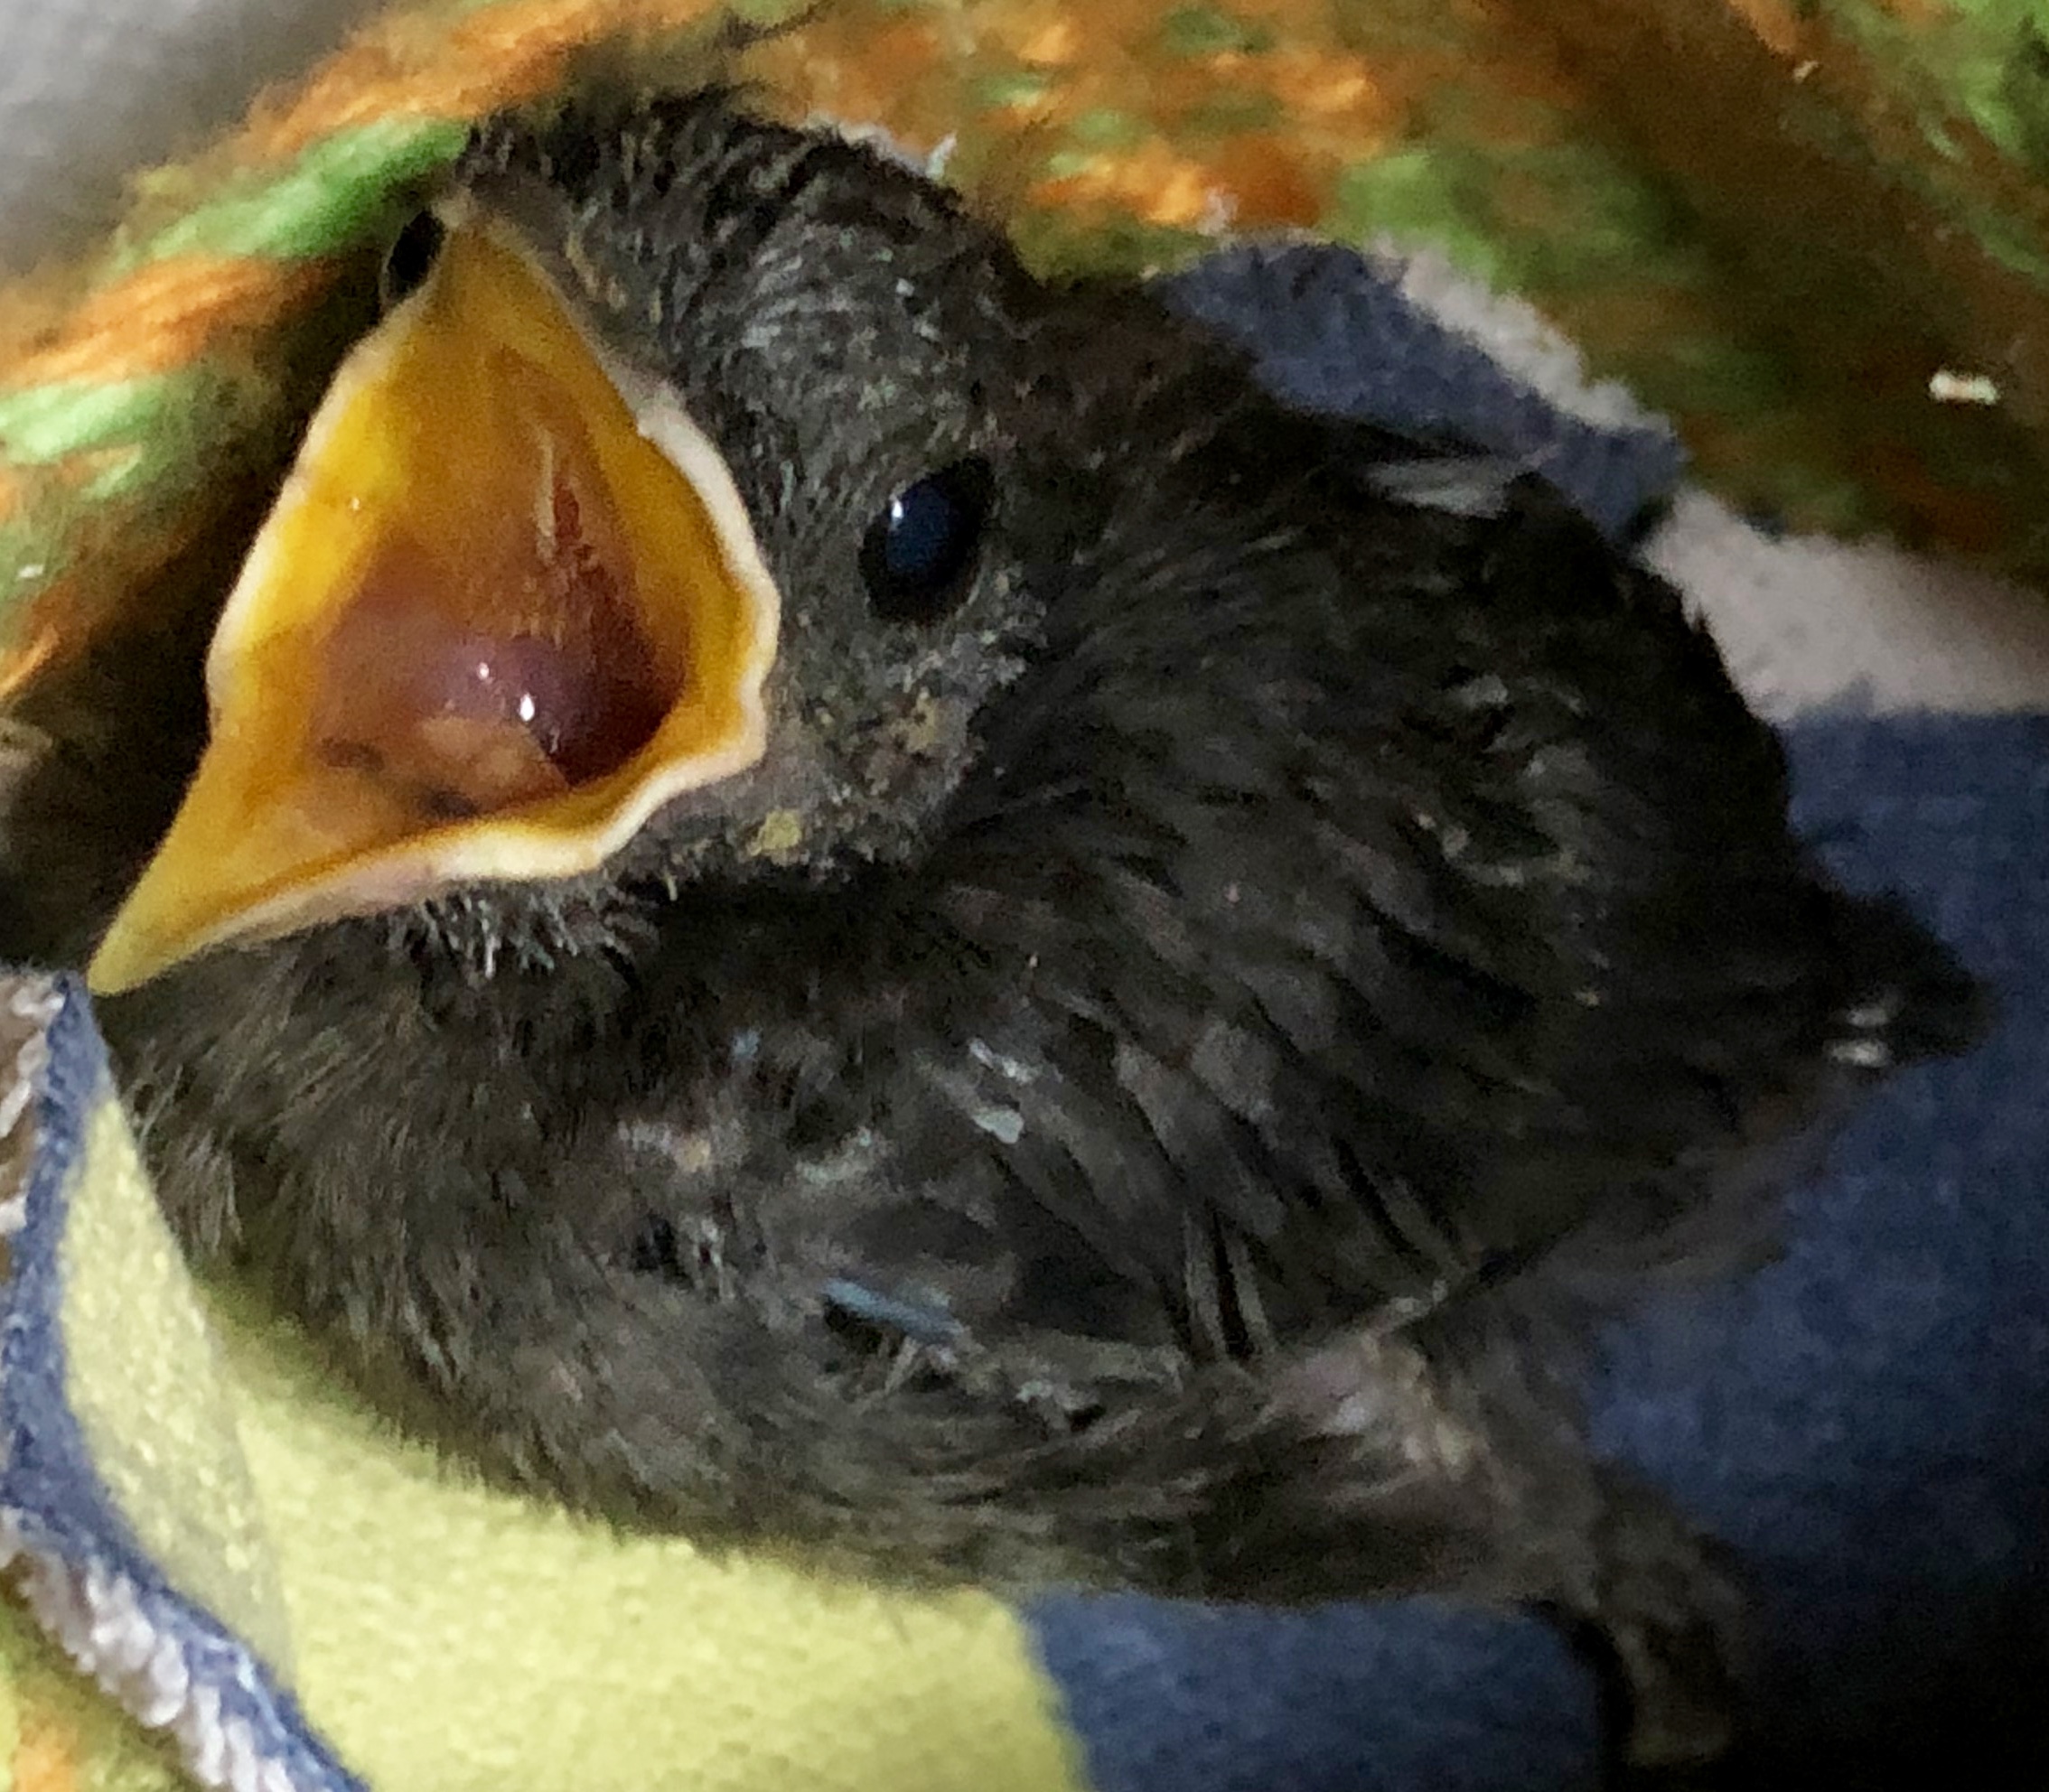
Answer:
784;449;1974;1371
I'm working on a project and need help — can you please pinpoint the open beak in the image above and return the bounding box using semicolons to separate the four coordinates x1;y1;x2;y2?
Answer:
88;203;780;995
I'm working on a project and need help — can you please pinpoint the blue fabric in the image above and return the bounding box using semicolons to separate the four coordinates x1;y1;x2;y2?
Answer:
1033;1595;1601;1792
1161;243;1684;540
1598;714;2049;1784
1021;253;2049;1791
0;984;365;1792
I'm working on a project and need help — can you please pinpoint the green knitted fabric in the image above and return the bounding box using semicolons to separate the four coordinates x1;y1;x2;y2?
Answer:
2;0;2044;681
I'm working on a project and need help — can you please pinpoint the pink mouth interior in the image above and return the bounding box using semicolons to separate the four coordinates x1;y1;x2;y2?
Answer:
306;471;676;822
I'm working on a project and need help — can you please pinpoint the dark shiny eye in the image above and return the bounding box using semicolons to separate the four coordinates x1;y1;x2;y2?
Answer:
858;458;995;623
379;210;445;308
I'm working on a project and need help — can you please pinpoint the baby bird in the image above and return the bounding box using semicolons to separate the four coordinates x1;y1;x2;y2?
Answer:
0;85;1982;1768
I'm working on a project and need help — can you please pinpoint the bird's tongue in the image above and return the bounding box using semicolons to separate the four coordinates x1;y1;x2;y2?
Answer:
88;220;779;995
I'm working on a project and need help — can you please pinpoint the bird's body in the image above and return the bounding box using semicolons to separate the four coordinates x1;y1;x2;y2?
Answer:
0;88;1981;1765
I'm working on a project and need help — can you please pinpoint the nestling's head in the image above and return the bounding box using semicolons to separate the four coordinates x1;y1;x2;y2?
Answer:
86;87;1199;994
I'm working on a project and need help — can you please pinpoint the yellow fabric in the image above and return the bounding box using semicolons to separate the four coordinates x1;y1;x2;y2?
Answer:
217;1287;1089;1792
6;1070;1091;1792
56;1102;290;1671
